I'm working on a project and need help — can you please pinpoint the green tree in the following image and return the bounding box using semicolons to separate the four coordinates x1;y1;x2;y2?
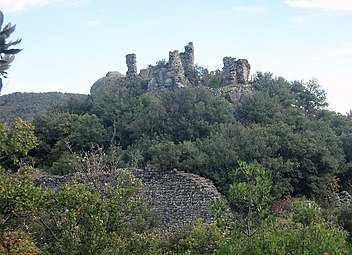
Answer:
36;151;154;255
159;87;234;142
0;125;41;254
0;118;37;170
0;11;21;93
228;161;273;237
33;112;106;174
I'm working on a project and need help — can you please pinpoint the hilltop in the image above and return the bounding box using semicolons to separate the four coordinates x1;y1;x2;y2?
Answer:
90;42;251;104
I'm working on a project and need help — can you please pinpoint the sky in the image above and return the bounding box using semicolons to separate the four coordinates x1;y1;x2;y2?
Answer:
0;0;351;114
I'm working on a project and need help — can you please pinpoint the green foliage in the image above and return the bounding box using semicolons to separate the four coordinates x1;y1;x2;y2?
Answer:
33;111;106;173
217;215;350;255
0;167;43;254
0;11;22;92
213;166;351;254
228;161;273;237
0;92;86;124
0;230;40;255
159;87;234;142
337;205;352;242
147;59;167;70
166;220;224;255
0;118;37;169
37;171;150;254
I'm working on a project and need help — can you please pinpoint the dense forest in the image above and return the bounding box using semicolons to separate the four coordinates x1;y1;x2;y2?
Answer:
2;69;352;254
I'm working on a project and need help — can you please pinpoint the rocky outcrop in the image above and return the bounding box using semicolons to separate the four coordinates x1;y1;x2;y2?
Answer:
35;167;222;231
106;71;125;78
126;53;138;80
90;71;125;97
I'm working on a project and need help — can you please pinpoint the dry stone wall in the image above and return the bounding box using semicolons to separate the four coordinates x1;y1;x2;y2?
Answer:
132;167;221;231
35;167;222;231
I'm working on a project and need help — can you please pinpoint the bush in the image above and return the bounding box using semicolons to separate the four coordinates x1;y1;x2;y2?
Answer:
337;204;352;242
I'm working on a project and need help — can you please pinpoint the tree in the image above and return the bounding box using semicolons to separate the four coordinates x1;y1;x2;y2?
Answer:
0;118;37;171
228;161;273;237
0;11;21;93
36;150;155;255
33;112;106;174
0;121;42;254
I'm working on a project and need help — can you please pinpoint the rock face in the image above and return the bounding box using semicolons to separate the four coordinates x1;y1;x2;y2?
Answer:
90;71;125;96
106;71;125;78
126;53;138;79
35;167;222;231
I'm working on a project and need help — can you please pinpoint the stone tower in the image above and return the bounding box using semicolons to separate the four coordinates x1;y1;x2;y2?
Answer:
180;42;195;73
236;59;250;84
126;53;138;79
168;50;186;87
222;57;251;86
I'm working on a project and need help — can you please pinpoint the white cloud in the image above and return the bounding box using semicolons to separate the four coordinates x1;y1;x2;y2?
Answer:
233;4;268;13
0;0;89;13
285;0;352;11
290;15;306;25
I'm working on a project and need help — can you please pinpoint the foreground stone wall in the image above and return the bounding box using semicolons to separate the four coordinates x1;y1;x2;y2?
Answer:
35;167;221;231
132;167;221;230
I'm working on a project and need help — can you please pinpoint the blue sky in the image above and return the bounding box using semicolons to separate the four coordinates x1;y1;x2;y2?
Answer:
0;0;351;114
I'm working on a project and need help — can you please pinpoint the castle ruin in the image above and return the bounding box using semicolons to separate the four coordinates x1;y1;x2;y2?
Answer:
91;42;252;101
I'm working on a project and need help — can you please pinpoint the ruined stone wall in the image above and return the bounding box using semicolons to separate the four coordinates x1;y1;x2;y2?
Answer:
180;42;195;73
35;167;222;231
167;50;187;88
132;167;221;231
126;53;138;79
90;42;252;100
222;57;237;86
221;57;251;86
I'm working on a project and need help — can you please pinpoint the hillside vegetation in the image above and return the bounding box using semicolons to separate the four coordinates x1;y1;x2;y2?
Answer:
1;69;352;254
0;92;86;124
